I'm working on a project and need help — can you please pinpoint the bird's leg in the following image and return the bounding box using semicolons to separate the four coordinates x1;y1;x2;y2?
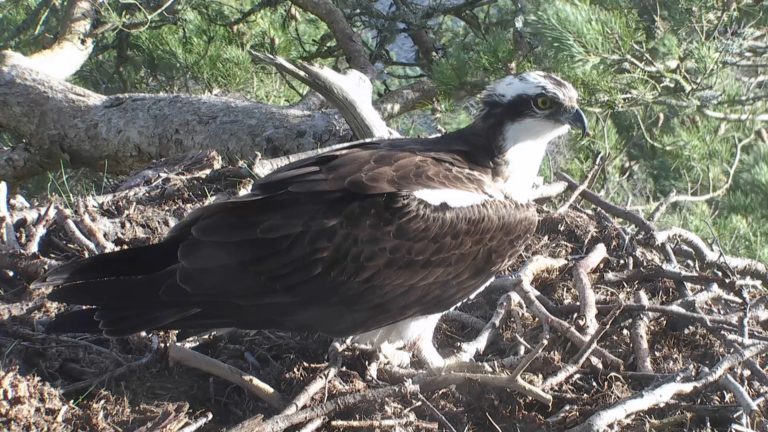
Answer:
352;313;491;374
411;333;446;370
412;334;492;373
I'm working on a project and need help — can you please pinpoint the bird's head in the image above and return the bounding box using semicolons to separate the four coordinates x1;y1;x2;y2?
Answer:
477;71;588;155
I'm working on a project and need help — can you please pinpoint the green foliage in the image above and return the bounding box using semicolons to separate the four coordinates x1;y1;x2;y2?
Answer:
525;0;768;261
71;1;328;103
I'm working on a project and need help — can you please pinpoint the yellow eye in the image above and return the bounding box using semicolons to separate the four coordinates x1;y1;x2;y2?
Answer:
534;95;553;110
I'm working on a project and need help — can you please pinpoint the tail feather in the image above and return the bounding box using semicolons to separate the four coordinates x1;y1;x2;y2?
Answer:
38;238;204;336
33;239;181;288
96;307;201;337
44;309;102;334
47;267;178;306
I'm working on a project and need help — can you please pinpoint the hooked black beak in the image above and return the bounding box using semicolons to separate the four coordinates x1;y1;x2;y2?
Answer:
567;108;589;139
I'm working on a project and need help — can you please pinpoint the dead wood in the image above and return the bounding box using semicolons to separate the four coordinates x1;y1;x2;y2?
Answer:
0;59;353;182
630;290;653;373
168;344;285;411
571;243;607;335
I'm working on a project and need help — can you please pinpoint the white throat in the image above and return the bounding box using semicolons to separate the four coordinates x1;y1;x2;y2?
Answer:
500;119;570;203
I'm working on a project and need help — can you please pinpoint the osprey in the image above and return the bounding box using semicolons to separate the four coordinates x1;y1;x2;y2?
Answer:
38;72;587;368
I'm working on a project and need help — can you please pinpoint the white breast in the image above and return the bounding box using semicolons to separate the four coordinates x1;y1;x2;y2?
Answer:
500;119;570;203
412;189;492;207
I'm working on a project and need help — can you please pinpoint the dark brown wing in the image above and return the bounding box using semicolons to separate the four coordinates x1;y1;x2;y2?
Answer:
44;142;536;336
166;192;535;336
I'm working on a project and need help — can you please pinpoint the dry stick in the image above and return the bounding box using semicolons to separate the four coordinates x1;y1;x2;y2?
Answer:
63;336;159;393
660;240;695;299
556;153;604;213
328;419;438;430
24;203;55;253
76;202;115;253
531;181;569;201
560;300;747;333
556;172;657;233
0;181;21;250
296;417;325;432
572;243;607;335
280;341;345;416
495;261;624;369
416;339;552;405
559;283;739;316
417;393;458;432
178;412;214;432
55;207;99;256
604;265;727;286
630;290;653;373
719;373;758;416
567;342;768;432
656;228;768;285
451;292;516;362
227;383;419;432
513;278;623;368
168;344;285;410
542;307;622;390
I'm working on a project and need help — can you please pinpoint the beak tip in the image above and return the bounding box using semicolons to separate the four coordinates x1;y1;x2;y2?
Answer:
568;107;589;141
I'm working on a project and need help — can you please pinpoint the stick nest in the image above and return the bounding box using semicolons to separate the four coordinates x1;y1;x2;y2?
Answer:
1;150;766;431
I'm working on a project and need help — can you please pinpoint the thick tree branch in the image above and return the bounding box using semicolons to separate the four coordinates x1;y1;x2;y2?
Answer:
289;0;375;77
375;80;438;119
0;59;351;183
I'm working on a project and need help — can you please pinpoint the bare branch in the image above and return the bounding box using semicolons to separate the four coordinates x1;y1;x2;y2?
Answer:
495;257;625;369
719;373;758;416
227;383;419;432
557;154;604;214
328;419;438;429
556;172;657;233
251;52;396;140
572;243;607;335
417;340;552;405
289;0;375;77
567;342;768;432
655;228;768;285
55;207;99;256
280;341;346;416
14;0;96;79
0;181;21;251
375;80;438;119
543;307;622;390
168;344;286;410
630;290;653;373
